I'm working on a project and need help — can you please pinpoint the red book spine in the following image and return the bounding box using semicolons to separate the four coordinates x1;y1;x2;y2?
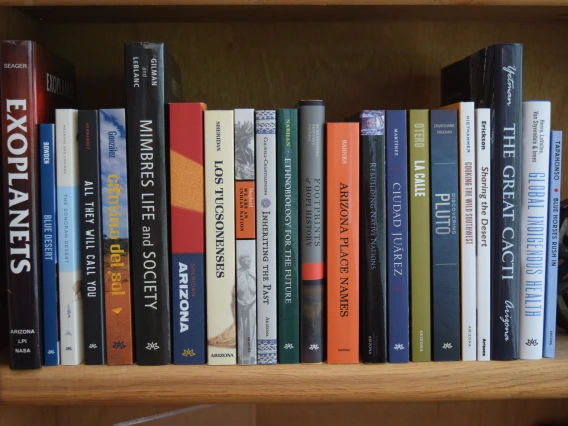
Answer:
326;122;360;364
170;102;207;364
1;41;42;369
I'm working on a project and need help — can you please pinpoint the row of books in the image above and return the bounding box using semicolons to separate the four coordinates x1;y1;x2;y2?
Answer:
0;40;562;369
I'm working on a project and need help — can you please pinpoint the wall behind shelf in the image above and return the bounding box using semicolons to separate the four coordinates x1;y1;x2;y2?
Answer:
38;19;568;196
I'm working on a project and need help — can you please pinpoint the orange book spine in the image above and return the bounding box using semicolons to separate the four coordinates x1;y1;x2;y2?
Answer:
326;122;360;364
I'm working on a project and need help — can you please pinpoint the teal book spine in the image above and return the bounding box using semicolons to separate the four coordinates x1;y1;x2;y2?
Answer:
277;109;300;364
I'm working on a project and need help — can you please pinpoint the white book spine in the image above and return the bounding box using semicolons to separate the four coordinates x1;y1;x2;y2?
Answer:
205;110;236;365
475;108;491;361
520;101;551;360
459;102;476;361
56;109;84;365
234;108;257;365
255;110;277;364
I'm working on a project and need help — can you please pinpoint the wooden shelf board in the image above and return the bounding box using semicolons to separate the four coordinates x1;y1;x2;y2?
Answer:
1;331;567;405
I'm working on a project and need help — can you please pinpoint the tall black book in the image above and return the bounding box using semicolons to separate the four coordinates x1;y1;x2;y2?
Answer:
78;110;106;365
441;44;523;360
125;42;182;365
358;111;387;363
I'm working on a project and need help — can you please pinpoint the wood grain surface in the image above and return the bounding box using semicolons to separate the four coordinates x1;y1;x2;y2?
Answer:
0;331;567;405
2;401;568;425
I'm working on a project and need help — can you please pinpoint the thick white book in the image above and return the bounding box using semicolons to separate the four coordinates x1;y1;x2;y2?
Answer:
234;108;257;365
205;110;237;365
451;102;477;361
520;101;551;360
475;108;491;361
255;110;277;364
56;109;84;365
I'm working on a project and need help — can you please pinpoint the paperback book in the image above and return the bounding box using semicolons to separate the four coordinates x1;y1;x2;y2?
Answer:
235;108;257;365
100;108;134;365
256;110;278;365
56;109;84;366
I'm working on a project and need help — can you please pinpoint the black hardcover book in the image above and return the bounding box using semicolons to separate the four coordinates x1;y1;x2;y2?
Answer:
125;42;182;365
358;111;387;363
78;110;106;365
441;44;523;360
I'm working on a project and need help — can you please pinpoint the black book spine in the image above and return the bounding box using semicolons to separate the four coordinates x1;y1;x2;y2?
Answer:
78;110;106;365
1;41;42;369
359;112;387;363
491;45;523;360
125;42;174;364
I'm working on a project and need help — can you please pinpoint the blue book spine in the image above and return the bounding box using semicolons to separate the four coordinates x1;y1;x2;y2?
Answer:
430;109;461;361
386;110;410;363
544;131;563;358
40;124;59;366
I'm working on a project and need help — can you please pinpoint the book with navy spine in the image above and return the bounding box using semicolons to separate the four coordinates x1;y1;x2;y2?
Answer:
124;42;182;364
430;109;460;361
170;103;207;365
1;40;75;369
386;110;409;363
441;44;523;360
40;123;59;366
544;131;563;358
359;111;387;363
78;110;106;365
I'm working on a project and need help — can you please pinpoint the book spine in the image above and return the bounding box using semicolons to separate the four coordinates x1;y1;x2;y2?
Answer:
299;101;325;363
56;109;83;365
386;110;410;363
277;109;300;364
205;110;236;365
100;109;134;365
255;110;277;365
234;108;257;365
519;101;551;360
430;109;461;361
124;42;171;364
409;110;431;362
359;111;387;363
170;103;207;365
40;124;59;366
1;40;42;369
476;108;491;361
78;110;106;365
326;122;360;364
544;130;563;358
458;103;477;361
491;44;523;360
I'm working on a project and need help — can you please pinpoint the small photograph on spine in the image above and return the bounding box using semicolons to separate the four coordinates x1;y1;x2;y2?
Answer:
544;130;563;358
205;110;236;365
100;109;134;365
475;108;491;361
170;103;207;365
519;101;551;360
40;123;59;366
56;109;84;365
255;110;277;365
234;108;257;365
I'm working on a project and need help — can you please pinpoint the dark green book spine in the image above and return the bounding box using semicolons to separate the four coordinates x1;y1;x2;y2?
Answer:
277;109;300;363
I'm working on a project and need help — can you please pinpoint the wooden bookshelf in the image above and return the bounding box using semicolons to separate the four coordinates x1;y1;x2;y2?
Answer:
0;330;566;405
1;2;568;413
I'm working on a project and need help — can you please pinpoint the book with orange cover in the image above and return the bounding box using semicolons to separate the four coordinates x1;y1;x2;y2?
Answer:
326;122;360;364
